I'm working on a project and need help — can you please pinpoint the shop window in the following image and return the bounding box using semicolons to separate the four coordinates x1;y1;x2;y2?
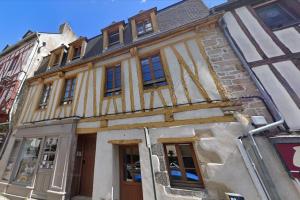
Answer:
136;18;153;36
62;78;76;104
255;2;298;30
163;143;204;189
2;140;22;181
105;64;121;96
108;30;120;46
140;53;167;89
40;137;58;169
73;46;81;60
39;84;52;109
14;138;42;185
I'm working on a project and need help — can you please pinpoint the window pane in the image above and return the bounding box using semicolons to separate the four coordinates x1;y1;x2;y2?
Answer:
154;70;165;79
137;23;144;35
166;145;181;180
144;20;153;32
256;3;294;29
109;31;120;45
106;69;114;82
15;138;42;185
40;138;58;169
2;140;21;181
143;72;152;82
185;169;199;182
106;81;113;90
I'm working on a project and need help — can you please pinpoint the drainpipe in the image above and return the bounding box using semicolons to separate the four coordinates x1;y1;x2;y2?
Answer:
143;127;158;200
0;33;41;158
219;18;285;199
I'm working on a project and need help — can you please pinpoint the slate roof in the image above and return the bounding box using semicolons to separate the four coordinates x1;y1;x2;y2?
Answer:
35;0;209;76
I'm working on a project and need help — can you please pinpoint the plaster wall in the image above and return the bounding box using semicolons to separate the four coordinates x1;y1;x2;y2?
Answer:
93;122;260;200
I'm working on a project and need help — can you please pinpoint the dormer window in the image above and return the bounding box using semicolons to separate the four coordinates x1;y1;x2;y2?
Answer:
102;21;125;50
137;18;153;36
73;46;81;60
108;30;120;46
52;54;60;66
130;8;158;40
67;37;87;62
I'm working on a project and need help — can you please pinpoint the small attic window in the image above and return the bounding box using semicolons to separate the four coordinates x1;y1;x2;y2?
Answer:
137;18;153;36
73;46;81;60
52;53;60;66
108;30;120;46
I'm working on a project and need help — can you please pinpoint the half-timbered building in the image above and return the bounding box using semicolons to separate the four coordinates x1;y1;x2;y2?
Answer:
0;0;287;200
213;0;300;199
0;23;77;152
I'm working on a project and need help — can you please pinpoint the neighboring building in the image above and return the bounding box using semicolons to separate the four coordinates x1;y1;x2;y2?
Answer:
213;0;300;199
0;0;290;200
0;23;77;152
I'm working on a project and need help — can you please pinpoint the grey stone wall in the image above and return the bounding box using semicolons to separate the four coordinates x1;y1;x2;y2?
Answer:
198;26;273;122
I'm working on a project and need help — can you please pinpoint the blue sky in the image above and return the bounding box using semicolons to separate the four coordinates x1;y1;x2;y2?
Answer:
0;0;225;50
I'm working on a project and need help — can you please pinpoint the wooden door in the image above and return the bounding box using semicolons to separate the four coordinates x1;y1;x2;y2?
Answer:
72;134;96;197
119;145;143;200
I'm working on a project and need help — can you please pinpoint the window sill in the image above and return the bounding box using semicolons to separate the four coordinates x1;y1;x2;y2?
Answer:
144;85;168;93
271;21;300;31
165;186;207;198
103;94;122;99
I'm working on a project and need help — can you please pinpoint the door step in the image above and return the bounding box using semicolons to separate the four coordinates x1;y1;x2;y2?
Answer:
71;196;92;200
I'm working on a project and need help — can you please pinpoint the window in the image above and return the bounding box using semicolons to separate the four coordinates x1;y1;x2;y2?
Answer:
136;18;153;36
40;137;58;169
164;143;204;189
255;2;298;29
140;54;167;89
73;46;81;59
52;54;60;66
14;138;42;185
105;64;121;96
2;140;21;181
108;30;120;46
62;78;76;104
39;84;52;109
8;56;19;71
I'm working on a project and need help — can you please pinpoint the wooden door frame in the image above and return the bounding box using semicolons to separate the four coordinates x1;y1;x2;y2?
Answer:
119;144;143;200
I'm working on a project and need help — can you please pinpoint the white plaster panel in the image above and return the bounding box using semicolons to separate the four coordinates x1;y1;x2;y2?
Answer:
77;121;99;129
274;27;300;53
236;7;284;57
274;61;300;97
164;47;188;104
130;58;141;110
174;108;224;120
108;115;164;126
161;88;173;106
122;60;131;112
95;67;102;116
116;97;122;113
51;79;64;119
102;99;108;115
23;85;38;122
144;92;151;110
86;69;95;117
223;12;262;62
153;91;163;108
76;72;87;116
72;72;83;115
254;65;300;130
174;43;204;103
107;99;115;114
187;39;221;100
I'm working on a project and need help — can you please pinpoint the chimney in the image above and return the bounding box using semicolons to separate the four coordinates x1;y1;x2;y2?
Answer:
59;22;72;34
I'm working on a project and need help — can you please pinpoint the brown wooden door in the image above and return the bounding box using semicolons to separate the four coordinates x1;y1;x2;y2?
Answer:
119;145;143;200
72;134;96;197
